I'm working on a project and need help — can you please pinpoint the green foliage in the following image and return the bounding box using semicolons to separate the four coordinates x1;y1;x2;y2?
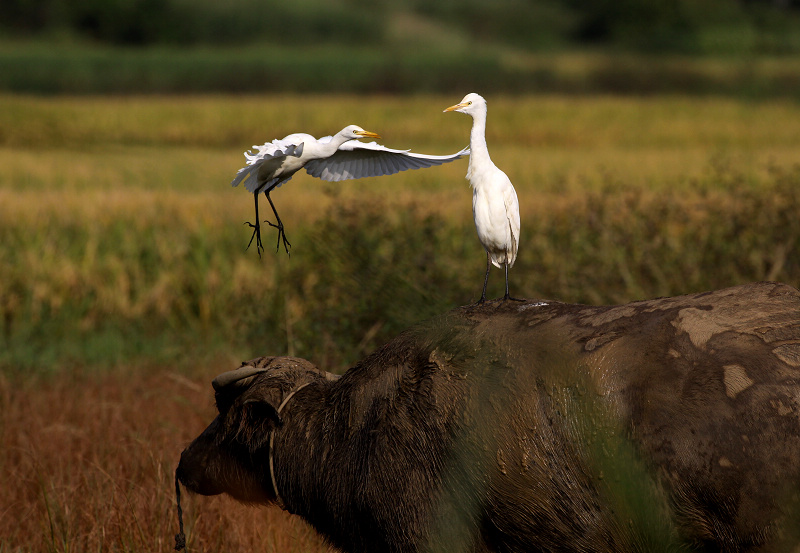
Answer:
276;196;475;369
524;162;800;305
409;0;578;50
3;43;800;96
2;164;800;374
2;93;799;374
2;0;385;46
0;44;521;95
3;0;800;56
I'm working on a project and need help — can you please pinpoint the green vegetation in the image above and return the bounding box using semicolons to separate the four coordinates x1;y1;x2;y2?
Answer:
6;0;800;55
2;42;800;96
1;94;799;375
3;0;800;95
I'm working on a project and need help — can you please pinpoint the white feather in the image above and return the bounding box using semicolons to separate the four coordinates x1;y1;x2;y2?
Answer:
232;128;468;191
444;93;521;300
304;142;469;182
231;123;469;254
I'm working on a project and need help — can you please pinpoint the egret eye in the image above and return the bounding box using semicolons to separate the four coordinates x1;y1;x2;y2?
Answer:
467;101;472;105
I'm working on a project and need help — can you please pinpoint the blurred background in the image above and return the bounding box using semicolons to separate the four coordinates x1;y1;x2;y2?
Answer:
3;0;800;95
2;2;800;551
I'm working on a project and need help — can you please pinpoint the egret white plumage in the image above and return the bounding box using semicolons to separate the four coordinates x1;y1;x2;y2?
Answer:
231;124;469;255
444;93;521;302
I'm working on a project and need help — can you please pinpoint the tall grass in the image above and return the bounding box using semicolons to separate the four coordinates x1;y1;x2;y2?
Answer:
0;369;329;552
2;94;800;374
2;43;800;96
2;93;800;551
3;167;800;374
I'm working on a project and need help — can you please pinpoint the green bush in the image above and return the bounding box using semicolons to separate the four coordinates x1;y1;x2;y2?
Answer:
6;0;800;55
3;43;800;96
2;164;800;374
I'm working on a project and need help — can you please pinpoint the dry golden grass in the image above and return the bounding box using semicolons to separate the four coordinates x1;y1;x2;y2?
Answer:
2;92;800;365
4;93;799;218
3;93;799;349
0;369;330;552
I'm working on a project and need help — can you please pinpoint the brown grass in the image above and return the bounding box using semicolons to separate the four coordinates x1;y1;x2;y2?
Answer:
0;370;330;552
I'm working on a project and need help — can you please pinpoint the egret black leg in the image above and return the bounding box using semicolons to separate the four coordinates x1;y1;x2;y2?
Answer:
244;192;265;258
478;251;491;304
502;260;524;302
265;192;291;254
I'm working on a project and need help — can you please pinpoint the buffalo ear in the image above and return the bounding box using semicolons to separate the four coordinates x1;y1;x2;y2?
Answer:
243;398;282;425
233;398;282;451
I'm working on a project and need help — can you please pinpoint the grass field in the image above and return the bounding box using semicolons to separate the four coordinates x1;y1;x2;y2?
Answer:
0;369;329;552
2;93;800;551
2;93;800;372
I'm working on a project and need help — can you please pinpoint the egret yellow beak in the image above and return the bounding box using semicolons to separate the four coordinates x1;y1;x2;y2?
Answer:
443;102;467;113
356;130;381;139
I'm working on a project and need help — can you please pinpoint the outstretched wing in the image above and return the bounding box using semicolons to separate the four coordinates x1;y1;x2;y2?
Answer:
230;139;305;194
304;142;469;182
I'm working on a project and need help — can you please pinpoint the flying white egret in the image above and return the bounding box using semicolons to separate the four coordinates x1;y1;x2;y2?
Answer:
444;93;521;302
231;124;469;255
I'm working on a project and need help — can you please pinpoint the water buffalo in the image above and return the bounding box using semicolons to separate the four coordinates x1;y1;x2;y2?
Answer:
177;281;800;552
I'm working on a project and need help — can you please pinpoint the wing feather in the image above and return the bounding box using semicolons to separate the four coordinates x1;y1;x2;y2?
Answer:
384;156;397;174
305;143;469;182
503;183;521;267
230;139;305;193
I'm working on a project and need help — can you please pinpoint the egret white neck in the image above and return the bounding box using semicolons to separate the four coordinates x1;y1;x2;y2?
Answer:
467;109;493;181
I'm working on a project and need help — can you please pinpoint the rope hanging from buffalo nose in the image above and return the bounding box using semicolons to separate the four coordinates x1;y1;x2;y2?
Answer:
174;469;186;551
269;381;312;511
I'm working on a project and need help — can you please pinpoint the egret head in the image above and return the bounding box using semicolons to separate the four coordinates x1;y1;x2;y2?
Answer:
444;93;486;116
340;125;381;141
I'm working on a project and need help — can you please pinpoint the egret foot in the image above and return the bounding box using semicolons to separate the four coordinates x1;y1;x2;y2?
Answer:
267;219;291;255
244;220;265;258
245;192;265;258
265;193;291;255
500;262;522;302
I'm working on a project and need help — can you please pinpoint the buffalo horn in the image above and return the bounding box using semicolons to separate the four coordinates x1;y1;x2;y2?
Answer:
212;366;269;391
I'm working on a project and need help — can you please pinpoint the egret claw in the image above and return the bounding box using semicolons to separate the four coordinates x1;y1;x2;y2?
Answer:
244;220;265;258
265;220;291;254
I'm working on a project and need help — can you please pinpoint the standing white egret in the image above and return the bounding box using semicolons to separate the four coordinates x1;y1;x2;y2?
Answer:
444;93;521;302
231;125;469;255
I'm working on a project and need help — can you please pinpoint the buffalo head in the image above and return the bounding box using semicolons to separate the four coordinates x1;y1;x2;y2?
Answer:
177;356;338;504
